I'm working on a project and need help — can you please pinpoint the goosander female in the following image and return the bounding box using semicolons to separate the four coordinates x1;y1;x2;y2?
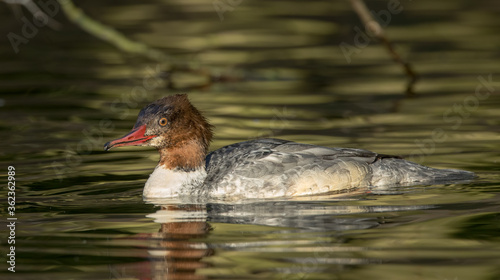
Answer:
104;94;474;199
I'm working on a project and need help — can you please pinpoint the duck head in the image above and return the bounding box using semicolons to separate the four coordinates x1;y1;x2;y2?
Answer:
104;94;213;170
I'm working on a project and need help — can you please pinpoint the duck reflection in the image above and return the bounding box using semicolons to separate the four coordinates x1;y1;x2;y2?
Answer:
146;204;213;280
139;198;432;279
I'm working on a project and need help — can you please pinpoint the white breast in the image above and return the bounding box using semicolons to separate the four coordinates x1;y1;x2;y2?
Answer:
143;166;206;198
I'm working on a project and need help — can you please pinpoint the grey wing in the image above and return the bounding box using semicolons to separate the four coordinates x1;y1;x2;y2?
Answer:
202;138;474;199
204;138;291;182
203;139;381;198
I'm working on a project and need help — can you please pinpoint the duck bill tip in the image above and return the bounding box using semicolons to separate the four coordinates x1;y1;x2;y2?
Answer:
103;125;156;151
103;142;113;151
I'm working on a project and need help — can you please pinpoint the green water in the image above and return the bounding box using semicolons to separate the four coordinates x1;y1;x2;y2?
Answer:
1;0;499;279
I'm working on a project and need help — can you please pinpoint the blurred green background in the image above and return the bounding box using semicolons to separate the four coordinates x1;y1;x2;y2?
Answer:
0;0;499;279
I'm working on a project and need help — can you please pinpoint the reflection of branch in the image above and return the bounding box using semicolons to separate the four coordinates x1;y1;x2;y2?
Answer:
349;0;418;95
57;0;170;64
2;0;61;29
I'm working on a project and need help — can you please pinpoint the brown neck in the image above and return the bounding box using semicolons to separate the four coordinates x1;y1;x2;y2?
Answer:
158;140;207;171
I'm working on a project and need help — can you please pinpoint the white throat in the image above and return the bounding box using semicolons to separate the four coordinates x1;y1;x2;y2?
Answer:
143;165;207;198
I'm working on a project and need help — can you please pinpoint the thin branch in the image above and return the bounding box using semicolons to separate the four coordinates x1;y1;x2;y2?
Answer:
349;0;418;95
57;0;171;64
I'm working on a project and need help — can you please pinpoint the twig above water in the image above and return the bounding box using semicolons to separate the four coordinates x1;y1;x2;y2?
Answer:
57;0;170;64
349;0;418;95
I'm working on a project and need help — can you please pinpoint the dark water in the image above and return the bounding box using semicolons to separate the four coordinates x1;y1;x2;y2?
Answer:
1;0;500;279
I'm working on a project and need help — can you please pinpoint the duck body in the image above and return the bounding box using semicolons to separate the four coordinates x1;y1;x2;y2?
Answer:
104;94;474;200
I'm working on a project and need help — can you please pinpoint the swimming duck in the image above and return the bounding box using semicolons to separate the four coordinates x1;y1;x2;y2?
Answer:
104;94;474;199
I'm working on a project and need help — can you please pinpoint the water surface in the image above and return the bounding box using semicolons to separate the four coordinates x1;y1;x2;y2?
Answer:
0;0;499;279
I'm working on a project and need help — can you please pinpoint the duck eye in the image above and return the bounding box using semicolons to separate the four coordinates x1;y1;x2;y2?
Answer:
159;117;168;127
